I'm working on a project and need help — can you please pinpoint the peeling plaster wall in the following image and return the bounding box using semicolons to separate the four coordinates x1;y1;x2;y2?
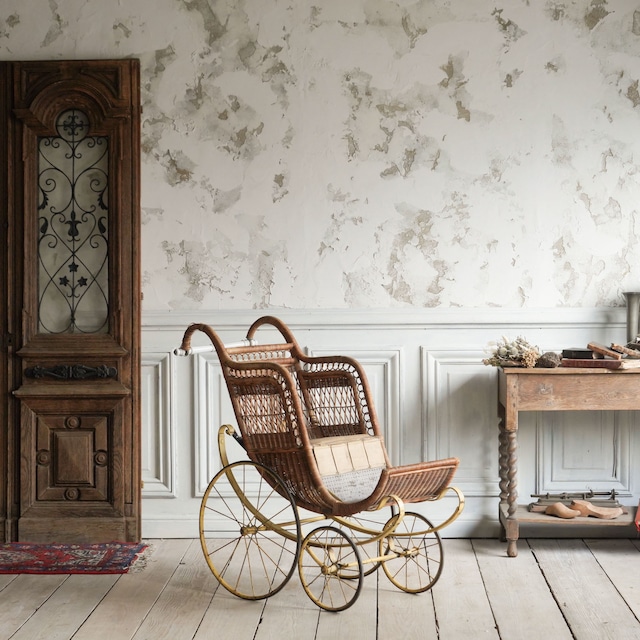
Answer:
2;0;640;310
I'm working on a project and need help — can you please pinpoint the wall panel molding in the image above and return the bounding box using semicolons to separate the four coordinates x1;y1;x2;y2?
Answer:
141;308;639;539
141;353;175;498
423;350;499;497
142;307;627;332
193;354;238;497
537;411;632;496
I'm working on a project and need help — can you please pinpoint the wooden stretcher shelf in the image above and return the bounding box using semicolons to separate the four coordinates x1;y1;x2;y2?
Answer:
500;504;637;527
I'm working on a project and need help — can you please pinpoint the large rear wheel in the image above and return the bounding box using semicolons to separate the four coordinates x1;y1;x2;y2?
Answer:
199;460;301;600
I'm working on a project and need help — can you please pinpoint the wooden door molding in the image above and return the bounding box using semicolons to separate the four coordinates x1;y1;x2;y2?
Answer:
1;60;141;542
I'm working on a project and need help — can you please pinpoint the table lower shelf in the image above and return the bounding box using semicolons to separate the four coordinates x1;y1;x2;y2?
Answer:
501;504;637;527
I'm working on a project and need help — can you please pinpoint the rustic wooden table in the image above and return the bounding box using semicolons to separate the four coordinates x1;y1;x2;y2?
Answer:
498;366;640;557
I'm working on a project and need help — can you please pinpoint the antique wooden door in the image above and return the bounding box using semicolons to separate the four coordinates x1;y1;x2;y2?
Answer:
0;60;141;542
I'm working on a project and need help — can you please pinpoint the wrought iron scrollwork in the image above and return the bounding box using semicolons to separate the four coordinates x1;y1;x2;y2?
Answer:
24;364;117;380
37;108;110;334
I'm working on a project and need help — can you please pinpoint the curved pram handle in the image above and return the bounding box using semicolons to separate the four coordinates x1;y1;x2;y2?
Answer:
174;317;289;357
246;315;302;350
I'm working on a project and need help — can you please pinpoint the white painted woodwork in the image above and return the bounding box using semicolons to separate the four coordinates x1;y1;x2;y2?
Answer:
141;308;640;540
539;411;631;495
141;353;176;498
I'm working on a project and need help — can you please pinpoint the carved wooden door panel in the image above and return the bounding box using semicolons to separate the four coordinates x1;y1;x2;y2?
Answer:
0;60;141;542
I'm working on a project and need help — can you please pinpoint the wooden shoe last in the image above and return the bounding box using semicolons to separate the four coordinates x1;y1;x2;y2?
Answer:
544;502;580;519
570;499;623;519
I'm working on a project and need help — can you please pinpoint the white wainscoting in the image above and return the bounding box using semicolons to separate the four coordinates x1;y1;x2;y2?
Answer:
140;307;639;539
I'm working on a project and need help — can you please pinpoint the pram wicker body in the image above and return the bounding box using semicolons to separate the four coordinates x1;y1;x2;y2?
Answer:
177;316;464;611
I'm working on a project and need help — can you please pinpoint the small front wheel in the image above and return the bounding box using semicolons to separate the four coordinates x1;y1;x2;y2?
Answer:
379;512;444;593
298;526;363;611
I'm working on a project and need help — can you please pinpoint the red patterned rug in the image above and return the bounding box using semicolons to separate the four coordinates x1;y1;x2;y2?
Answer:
0;542;149;575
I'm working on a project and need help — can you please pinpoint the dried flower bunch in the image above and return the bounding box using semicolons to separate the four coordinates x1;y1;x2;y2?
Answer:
483;336;541;368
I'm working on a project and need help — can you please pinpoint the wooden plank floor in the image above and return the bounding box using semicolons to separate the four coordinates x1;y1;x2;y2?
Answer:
1;537;639;640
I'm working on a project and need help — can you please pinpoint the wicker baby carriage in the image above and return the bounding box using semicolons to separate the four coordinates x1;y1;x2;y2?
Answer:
176;316;464;611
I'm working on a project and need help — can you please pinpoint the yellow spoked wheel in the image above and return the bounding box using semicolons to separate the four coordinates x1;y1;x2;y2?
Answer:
379;512;444;593
298;526;363;611
199;461;301;600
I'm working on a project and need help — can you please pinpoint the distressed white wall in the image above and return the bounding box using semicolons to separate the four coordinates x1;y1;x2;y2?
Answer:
1;0;639;310
3;1;640;540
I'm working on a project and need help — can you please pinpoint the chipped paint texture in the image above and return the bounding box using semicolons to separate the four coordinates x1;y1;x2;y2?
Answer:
2;0;640;309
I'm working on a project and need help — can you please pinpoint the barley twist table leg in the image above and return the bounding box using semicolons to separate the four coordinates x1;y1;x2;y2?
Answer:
498;420;508;542
498;409;519;557
498;423;508;503
505;428;518;557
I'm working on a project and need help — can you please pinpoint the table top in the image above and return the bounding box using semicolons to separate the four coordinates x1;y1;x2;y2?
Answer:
500;366;640;375
498;364;640;421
